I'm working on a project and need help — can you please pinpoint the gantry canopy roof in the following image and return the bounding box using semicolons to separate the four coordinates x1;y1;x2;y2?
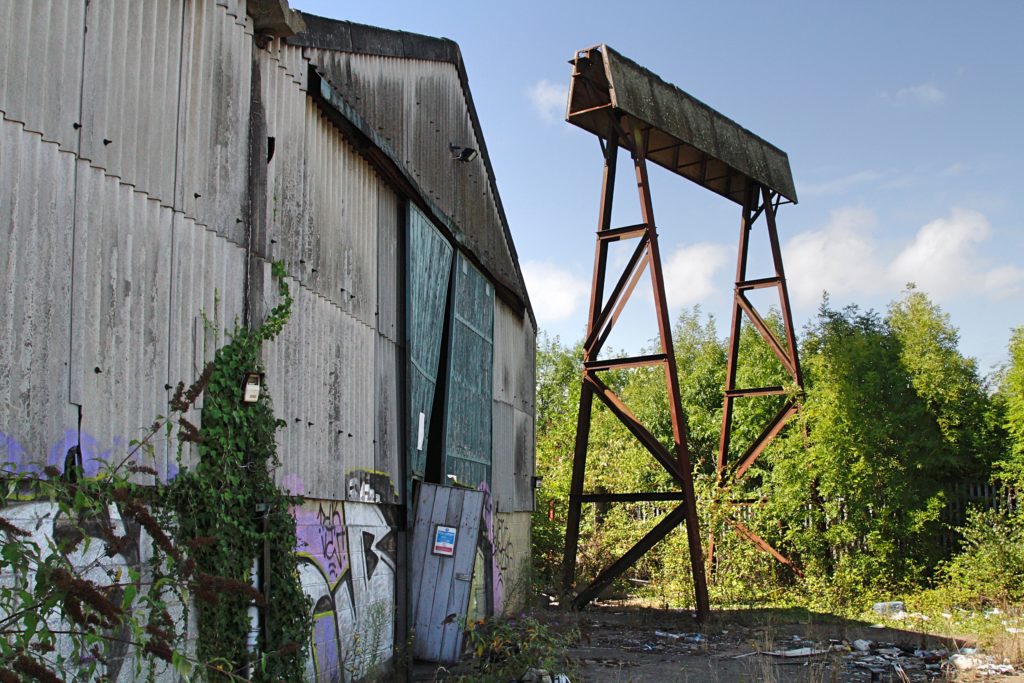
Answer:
567;44;797;205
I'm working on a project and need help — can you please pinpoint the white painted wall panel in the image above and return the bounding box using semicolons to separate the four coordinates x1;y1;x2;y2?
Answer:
0;0;85;151
0;119;77;470
68;163;174;478
175;0;251;243
260;267;376;501
78;0;183;204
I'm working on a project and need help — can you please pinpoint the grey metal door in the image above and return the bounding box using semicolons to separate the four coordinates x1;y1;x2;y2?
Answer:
410;483;484;663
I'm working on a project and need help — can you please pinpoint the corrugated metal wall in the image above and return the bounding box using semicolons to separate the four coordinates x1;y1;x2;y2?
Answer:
3;2;536;650
262;268;376;502
443;254;494;488
259;40;405;501
0;0;86;151
375;190;402;482
78;0;184;206
175;0;252;241
0;118;77;468
492;301;536;512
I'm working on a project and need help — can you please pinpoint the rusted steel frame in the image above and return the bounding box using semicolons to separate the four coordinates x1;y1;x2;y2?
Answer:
717;183;759;475
592;251;650;357
562;380;594;596
587;374;686;485
584;353;667;372
732;401;799;480
761;186;804;387
736;292;797;378
729;519;803;578
583;235;650;354
737;276;782;291
725;386;786;398
634;135;710;620
563;131;620;597
574;504;690;609
580;491;687;503
597;224;648;241
581;131;619;362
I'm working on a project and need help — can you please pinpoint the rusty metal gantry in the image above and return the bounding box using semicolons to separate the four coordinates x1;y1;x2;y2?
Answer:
560;45;805;618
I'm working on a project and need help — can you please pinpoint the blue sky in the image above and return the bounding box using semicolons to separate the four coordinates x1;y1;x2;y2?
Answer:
292;1;1024;373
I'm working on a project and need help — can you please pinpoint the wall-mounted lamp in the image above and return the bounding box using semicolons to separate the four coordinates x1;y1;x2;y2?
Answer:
449;143;478;163
242;372;265;403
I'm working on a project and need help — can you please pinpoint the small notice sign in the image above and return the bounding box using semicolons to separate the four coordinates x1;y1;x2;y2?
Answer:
432;525;457;557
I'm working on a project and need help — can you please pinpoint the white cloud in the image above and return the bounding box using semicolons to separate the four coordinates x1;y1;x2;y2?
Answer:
527;79;568;124
784;207;1024;308
800;170;883;197
889;208;1024;298
785;207;886;307
521;260;590;324
662;243;730;309
885;82;946;105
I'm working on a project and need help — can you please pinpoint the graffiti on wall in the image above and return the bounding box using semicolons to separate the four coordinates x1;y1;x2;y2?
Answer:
0;442;149;682
345;469;400;504
293;486;397;682
477;484;506;614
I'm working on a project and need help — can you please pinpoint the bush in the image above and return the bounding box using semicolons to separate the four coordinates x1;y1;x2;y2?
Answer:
936;507;1024;608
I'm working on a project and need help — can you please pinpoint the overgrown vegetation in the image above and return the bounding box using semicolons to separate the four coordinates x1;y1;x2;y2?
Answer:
0;262;309;681
161;261;309;681
454;616;578;682
533;287;1022;618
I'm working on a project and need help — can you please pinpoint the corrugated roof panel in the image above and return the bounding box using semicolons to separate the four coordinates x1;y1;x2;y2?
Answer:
301;48;528;313
0;0;85;151
261;268;376;501
569;45;797;204
68;163;174;479
78;0;183;204
176;0;251;244
0;119;77;471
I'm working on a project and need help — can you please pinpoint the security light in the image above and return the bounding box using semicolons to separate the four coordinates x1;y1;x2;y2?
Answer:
448;144;478;162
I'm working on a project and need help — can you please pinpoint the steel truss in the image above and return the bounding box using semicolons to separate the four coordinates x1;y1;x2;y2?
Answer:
561;129;805;619
561;128;710;618
711;182;804;579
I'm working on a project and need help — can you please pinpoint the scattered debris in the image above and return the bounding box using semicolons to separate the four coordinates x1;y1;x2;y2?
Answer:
520;668;571;683
872;601;906;616
762;646;830;658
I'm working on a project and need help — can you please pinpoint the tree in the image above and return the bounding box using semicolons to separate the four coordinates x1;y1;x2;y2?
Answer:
888;286;1001;477
765;302;949;594
997;326;1024;489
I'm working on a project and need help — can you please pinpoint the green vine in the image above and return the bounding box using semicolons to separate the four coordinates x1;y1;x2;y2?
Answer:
162;261;309;681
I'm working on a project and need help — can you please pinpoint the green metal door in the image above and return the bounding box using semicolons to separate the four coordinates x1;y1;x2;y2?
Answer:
407;205;453;478
442;253;494;487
